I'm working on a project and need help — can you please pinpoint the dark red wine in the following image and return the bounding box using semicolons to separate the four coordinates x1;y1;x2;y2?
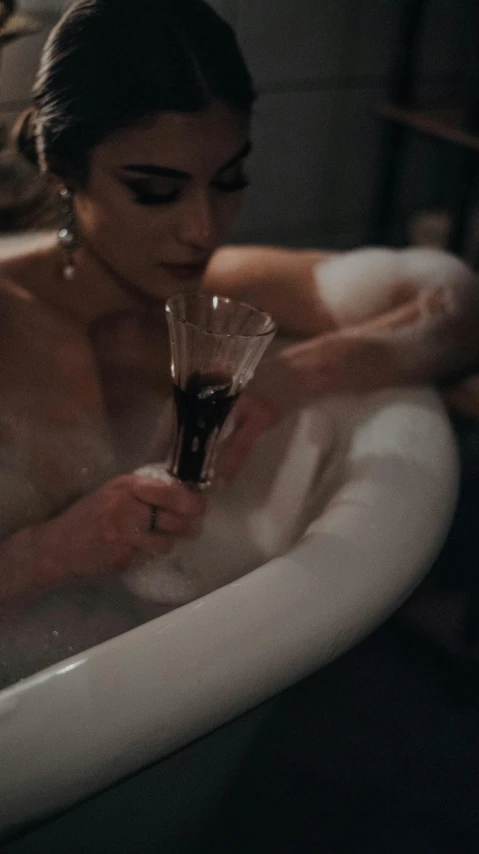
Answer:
171;373;238;484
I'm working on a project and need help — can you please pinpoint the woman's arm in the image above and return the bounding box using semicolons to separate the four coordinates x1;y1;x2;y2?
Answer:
0;524;49;607
0;520;77;608
215;245;479;480
205;244;479;387
0;474;206;610
203;245;339;336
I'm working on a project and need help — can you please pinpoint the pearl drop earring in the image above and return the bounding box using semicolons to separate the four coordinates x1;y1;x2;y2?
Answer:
57;187;80;281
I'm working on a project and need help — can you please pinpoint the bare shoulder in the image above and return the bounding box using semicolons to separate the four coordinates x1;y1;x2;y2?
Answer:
203;245;338;336
0;231;57;290
0;239;83;382
0;233;69;323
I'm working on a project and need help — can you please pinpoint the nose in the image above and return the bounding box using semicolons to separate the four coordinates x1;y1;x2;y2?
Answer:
175;189;219;252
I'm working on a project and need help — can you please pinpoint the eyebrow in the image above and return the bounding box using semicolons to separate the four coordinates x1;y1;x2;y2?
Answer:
121;140;252;180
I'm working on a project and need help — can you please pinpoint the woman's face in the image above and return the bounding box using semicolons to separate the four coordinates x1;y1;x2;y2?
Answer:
73;101;250;302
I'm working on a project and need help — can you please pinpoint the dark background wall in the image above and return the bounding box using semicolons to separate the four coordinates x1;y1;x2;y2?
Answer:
1;1;477;250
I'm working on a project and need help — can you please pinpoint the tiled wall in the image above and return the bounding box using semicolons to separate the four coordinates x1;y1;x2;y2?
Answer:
221;0;477;249
2;1;477;248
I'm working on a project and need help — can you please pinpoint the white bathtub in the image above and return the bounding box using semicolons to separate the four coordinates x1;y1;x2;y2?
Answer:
0;379;458;839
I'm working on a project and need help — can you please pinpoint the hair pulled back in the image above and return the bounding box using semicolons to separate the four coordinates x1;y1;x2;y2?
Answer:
15;0;255;182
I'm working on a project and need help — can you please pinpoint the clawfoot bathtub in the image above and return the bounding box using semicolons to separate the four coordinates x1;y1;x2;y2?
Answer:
0;381;458;841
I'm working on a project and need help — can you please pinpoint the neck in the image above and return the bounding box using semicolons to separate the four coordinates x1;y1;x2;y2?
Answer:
54;243;163;327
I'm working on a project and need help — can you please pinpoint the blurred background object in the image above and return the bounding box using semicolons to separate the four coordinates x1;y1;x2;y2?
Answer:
0;0;58;230
372;0;479;258
408;207;479;271
1;1;479;259
0;1;40;45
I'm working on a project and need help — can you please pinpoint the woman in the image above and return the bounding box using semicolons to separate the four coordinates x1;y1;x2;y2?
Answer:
0;0;478;611
0;0;254;606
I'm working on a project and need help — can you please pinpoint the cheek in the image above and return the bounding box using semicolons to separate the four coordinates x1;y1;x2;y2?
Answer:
75;193;170;262
214;194;243;236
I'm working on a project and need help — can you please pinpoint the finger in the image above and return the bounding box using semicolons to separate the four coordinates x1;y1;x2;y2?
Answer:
103;494;154;542
228;393;249;424
219;418;264;482
153;510;201;536
218;395;278;482
130;476;207;517
129;502;202;538
131;531;175;556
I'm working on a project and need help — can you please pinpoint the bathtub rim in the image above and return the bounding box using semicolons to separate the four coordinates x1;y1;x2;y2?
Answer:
0;385;459;836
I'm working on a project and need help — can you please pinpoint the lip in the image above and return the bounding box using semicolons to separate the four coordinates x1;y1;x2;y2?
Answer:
160;262;208;280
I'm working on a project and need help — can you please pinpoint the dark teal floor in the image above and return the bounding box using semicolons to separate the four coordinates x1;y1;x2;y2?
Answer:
204;621;479;853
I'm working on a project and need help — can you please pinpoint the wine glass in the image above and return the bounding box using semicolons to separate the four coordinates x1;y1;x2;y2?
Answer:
123;293;276;602
165;293;276;489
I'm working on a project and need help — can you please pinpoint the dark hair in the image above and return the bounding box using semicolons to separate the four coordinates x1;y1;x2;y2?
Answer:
15;0;255;182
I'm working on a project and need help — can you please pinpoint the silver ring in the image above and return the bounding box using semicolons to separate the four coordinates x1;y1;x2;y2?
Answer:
149;505;158;533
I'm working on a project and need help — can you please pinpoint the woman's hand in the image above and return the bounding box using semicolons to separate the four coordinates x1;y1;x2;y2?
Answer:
218;331;400;482
271;330;401;397
217;392;279;484
36;473;206;585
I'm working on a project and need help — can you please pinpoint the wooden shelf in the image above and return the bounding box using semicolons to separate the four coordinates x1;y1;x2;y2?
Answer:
378;102;479;153
372;0;479;253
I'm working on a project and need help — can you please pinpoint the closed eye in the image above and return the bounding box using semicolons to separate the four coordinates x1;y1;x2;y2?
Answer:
122;164;249;206
212;175;250;193
211;164;250;193
132;189;180;206
130;179;249;205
